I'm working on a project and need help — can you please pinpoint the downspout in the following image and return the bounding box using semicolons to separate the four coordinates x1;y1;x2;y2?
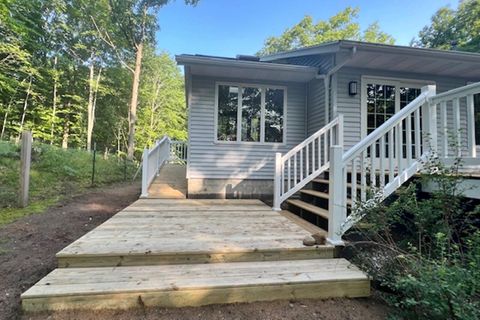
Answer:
316;46;357;123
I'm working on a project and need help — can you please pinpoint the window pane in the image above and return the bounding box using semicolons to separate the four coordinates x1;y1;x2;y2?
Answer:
217;85;238;141
265;88;284;143
241;87;261;142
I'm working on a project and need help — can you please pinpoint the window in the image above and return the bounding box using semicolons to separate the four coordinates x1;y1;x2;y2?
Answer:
216;83;285;143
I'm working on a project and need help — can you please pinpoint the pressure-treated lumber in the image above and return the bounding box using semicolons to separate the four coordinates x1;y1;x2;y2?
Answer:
56;199;335;267
22;259;370;311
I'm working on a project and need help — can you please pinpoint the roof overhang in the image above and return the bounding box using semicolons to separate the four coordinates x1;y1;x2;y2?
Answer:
261;40;480;80
176;54;318;83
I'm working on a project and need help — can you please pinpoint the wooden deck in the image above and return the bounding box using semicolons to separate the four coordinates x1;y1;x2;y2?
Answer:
147;164;187;199
22;198;370;311
56;199;334;267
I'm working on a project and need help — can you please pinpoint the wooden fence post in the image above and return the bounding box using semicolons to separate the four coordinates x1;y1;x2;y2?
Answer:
19;131;32;208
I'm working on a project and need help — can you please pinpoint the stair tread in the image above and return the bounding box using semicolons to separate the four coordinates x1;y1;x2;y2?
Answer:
287;199;329;220
300;189;329;199
22;259;369;305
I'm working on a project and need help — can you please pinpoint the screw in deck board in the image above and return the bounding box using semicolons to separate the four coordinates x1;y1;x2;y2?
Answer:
19;131;32;208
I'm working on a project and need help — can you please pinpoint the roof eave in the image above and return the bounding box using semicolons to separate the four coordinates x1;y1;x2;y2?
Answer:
175;54;319;73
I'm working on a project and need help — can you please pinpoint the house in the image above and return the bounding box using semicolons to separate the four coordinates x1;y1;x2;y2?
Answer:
112;40;478;242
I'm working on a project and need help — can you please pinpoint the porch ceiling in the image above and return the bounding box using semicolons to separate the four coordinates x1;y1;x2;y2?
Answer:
176;54;318;83
345;49;480;80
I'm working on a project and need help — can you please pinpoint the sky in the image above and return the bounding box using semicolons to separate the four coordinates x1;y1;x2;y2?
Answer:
156;0;457;58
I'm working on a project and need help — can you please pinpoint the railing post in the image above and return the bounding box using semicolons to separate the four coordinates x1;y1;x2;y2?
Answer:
327;145;346;245
422;85;437;153
337;113;344;147
273;152;282;211
141;148;149;198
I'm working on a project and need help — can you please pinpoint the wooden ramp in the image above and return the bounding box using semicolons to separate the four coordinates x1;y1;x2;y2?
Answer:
22;199;370;312
147;164;187;199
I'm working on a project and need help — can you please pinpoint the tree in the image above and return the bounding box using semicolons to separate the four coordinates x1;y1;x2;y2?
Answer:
413;0;480;52
94;0;198;159
257;7;395;56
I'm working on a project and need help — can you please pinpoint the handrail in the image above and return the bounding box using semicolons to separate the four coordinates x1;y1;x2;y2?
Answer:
141;136;171;198
430;81;480;105
170;140;188;163
273;115;343;210
282;117;342;160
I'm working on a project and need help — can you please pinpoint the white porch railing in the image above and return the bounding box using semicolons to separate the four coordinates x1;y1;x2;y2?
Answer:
273;115;343;210
141;136;171;198
170;140;188;163
273;82;480;245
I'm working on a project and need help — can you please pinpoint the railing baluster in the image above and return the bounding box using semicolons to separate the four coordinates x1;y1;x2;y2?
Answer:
370;142;376;188
351;158;357;209
467;94;476;157
324;133;328;165
414;109;421;159
312;138;316;171
287;158;291;191
379;135;385;188
440;101;448;157
306;143;310;176
294;153;297;185
396;122;403;173
406;113;412;164
318;134;322;167
300;148;303;181
453;98;461;156
388;129;394;183
360;151;366;202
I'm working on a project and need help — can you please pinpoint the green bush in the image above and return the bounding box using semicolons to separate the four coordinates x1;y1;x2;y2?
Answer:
348;153;480;320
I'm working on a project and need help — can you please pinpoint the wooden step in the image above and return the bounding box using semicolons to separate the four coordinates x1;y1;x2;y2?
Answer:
300;189;329;200
21;259;370;311
287;199;329;220
300;189;353;206
313;178;359;189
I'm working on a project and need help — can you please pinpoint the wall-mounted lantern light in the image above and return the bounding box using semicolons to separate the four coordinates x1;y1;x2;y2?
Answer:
349;81;358;96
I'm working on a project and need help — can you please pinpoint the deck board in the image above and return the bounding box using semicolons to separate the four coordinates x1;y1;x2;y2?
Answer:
147;164;187;198
56;199;334;267
22;259;370;311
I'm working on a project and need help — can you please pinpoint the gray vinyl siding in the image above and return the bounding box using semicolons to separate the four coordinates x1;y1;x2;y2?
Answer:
188;75;307;180
335;67;469;152
285;54;334;73
307;79;326;135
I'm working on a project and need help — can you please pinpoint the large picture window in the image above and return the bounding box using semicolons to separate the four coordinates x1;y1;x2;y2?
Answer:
216;83;285;143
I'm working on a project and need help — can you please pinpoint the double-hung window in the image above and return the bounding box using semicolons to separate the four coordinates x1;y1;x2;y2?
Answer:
216;83;285;143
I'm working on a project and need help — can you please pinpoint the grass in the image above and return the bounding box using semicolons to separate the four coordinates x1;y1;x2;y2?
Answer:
0;141;137;226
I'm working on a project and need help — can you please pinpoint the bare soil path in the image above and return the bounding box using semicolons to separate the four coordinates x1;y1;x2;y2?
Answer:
0;182;390;320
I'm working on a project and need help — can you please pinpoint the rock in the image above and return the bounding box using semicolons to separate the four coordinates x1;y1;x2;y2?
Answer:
311;232;327;245
303;235;316;246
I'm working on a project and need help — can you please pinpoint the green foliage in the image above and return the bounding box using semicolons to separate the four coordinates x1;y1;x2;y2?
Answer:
348;153;480;319
0;140;137;226
414;0;480;52
257;7;395;56
0;0;189;158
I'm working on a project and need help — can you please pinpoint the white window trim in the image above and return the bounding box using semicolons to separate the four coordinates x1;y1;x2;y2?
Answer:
360;76;435;138
214;81;287;145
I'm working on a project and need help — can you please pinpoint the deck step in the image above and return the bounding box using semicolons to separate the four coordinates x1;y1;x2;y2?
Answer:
287;199;329;220
300;189;329;199
21;259;370;311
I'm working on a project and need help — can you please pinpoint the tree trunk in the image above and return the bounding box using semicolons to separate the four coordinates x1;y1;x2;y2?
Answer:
18;77;33;141
86;58;95;151
1;100;13;140
62;103;71;149
50;55;58;145
126;40;144;160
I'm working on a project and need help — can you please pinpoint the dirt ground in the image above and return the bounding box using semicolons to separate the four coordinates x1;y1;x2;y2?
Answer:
1;183;391;320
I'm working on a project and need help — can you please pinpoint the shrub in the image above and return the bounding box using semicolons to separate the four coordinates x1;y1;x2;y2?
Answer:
347;152;480;320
